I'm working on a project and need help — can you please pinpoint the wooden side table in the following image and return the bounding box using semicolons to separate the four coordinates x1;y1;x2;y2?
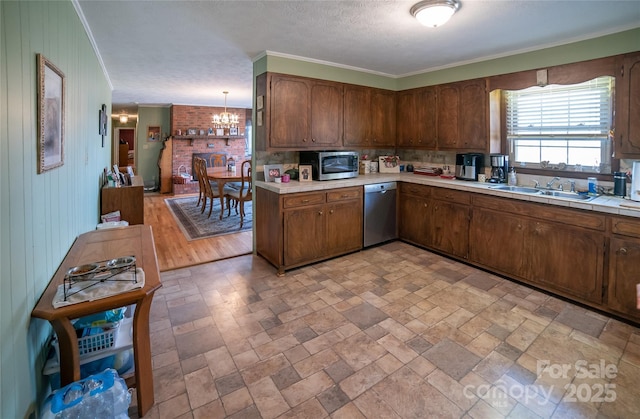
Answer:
31;225;162;417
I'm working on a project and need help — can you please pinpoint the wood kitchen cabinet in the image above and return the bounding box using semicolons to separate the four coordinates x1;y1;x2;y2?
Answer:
469;201;527;278
607;216;640;321
437;79;487;151
469;194;605;304
398;184;470;258
344;86;396;148
396;87;437;148
256;186;362;274
256;73;343;150
615;52;640;157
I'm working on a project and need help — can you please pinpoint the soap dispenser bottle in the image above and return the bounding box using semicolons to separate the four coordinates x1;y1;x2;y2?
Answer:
508;167;517;186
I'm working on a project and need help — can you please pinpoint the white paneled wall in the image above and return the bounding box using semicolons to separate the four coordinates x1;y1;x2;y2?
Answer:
1;1;112;417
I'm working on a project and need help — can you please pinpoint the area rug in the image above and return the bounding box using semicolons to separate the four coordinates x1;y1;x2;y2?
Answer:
165;196;252;241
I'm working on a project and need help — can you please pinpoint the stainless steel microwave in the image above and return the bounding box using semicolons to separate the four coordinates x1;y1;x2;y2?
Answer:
299;151;359;181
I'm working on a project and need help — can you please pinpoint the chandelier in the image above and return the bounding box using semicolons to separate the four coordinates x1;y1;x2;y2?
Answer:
212;91;239;128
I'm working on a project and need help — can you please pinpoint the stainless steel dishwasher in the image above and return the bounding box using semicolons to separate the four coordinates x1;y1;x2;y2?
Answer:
364;182;397;247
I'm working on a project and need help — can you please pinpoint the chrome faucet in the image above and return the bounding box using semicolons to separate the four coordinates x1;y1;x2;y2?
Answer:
546;177;561;189
559;180;576;192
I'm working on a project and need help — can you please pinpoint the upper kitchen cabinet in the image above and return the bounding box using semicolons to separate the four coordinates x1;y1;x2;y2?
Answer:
615;52;640;157
437;79;488;151
396;87;437;148
344;86;396;148
255;73;343;150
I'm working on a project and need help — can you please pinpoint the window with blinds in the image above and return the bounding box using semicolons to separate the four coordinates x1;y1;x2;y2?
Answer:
505;76;614;174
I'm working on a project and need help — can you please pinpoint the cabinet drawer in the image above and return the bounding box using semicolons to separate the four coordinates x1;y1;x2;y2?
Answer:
400;183;431;197
432;188;471;205
283;192;325;208
327;187;361;202
611;216;640;238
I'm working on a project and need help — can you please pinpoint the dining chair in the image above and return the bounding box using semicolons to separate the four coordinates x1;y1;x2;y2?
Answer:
226;161;252;228
194;157;207;208
196;157;231;218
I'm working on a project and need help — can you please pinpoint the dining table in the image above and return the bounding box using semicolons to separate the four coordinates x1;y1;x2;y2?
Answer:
207;166;243;220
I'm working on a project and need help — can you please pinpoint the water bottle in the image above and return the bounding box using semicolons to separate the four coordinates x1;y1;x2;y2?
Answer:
508;167;517;186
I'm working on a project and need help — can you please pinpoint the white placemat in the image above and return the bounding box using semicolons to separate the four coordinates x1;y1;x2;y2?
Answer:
53;268;145;308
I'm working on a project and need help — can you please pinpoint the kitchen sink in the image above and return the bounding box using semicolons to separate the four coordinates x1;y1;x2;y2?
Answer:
489;185;540;194
539;190;595;201
489;185;595;201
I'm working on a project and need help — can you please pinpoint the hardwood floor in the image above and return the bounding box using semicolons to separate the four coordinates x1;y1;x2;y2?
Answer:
144;193;252;272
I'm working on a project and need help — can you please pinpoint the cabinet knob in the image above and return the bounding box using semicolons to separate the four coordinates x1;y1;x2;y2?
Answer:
312;138;316;142
619;247;628;254
302;199;309;203
318;211;323;216
302;138;307;142
330;209;334;214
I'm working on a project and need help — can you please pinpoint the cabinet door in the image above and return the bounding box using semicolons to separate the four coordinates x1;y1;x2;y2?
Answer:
608;237;640;320
397;88;436;148
615;53;640;156
310;81;343;147
459;80;487;151
371;89;396;147
469;207;527;278
327;200;363;256
437;83;460;149
398;193;430;247
428;200;469;259
284;206;325;266
527;221;604;304
396;90;420;147
344;85;371;147
270;76;310;148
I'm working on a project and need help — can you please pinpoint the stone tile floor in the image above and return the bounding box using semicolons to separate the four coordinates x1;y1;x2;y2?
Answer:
130;242;640;418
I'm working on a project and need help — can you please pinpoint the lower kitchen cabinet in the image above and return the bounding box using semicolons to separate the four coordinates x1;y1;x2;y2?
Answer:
469;194;606;305
469;206;527;278
256;186;362;274
398;184;470;259
608;217;640;321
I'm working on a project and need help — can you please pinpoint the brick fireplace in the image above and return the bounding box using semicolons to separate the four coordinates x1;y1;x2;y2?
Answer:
166;105;250;194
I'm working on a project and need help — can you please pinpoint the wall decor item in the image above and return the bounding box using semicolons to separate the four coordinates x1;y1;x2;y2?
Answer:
299;165;312;182
263;164;284;182
99;104;107;147
256;95;264;110
208;127;214;136
257;111;263;127
37;53;65;173
229;127;238;136
216;128;224;136
147;126;161;142
187;128;197;135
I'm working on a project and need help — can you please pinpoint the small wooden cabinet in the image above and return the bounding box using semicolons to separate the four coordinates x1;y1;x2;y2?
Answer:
344;86;396;148
608;216;640;321
256;186;362;274
615;52;640;157
398;184;470;258
396;87;437;148
257;73;343;150
101;184;144;225
437;79;487;151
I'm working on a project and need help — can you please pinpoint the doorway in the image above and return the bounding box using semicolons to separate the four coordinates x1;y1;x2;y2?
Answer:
114;128;135;167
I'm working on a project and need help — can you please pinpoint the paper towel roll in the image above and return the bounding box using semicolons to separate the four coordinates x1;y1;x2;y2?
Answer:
631;161;640;202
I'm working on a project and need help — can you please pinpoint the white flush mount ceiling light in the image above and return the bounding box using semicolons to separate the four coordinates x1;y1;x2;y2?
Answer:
119;112;129;123
411;0;460;28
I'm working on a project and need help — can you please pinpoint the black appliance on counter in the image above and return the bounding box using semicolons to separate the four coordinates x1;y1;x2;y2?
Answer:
489;154;509;183
455;153;484;181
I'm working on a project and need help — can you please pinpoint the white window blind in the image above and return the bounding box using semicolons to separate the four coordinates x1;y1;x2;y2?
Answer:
505;76;613;173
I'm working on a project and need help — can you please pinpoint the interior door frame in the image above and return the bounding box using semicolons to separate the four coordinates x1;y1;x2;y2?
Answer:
113;127;136;167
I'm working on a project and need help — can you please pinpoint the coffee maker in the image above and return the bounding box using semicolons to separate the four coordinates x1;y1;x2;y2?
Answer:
489;154;509;183
455;153;484;181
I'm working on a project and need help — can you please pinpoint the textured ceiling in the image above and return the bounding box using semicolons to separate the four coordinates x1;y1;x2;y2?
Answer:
76;0;640;110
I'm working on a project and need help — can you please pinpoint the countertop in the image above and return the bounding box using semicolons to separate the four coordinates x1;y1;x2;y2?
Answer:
255;172;640;219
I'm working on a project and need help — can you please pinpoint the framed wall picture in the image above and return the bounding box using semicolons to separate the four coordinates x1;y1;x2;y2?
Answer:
187;128;197;135
299;165;312;182
37;53;65;173
229;127;238;136
263;164;283;182
147;125;161;142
